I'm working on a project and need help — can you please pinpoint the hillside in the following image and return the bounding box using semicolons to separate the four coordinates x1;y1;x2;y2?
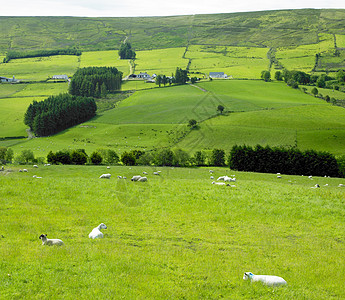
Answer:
0;9;345;53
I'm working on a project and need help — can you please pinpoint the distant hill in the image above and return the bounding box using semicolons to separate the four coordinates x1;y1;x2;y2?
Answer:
0;9;345;53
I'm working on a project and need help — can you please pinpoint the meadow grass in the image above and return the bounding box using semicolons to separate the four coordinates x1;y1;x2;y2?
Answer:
335;34;345;47
134;47;187;76
12;82;69;97
0;165;344;299
0;55;79;81
187;45;270;79
302;86;345;100
121;80;157;91
0;96;45;138
0;83;26;98
79;51;130;76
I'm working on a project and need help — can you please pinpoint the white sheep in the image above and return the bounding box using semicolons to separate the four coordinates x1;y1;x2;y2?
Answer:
243;272;287;286
224;176;236;182
39;234;64;246
153;171;161;175
338;184;345;187
311;184;320;189
19;169;23;172
143;171;148;175
89;223;107;239
277;175;282;179
209;170;214;173
131;175;142;181
99;173;111;179
23;169;28;172
107;166;110;169
217;176;226;181
138;176;148;182
210;176;214;180
33;165;38;168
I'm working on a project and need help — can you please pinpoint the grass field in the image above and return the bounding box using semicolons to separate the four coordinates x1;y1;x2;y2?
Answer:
0;55;79;81
187;45;270;79
0;165;344;299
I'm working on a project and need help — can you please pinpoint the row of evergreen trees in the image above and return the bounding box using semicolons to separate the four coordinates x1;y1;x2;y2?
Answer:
3;49;81;63
229;144;341;177
24;93;97;137
68;67;122;98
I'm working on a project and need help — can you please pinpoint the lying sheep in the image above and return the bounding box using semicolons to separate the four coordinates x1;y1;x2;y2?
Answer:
277;175;282;179
224;176;236;182
212;181;226;186
338;184;345;187
89;223;107;239
311;184;320;189
33;165;38;168
39;234;64;246
143;171;148;175
131;175;142;181
23;169;28;172
99;173;111;179
217;176;225;181
153;171;160;175
210;176;214;180
243;272;287;286
138;176;148;182
209;170;214;173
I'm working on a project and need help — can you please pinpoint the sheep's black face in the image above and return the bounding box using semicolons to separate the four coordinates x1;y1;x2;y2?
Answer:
39;234;46;239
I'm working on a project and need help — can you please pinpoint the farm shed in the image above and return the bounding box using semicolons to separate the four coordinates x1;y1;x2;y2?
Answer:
209;72;228;79
52;75;69;81
0;75;18;83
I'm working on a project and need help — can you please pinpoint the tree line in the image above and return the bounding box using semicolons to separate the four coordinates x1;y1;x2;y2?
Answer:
24;93;97;137
3;49;81;63
68;67;122;98
229;144;341;177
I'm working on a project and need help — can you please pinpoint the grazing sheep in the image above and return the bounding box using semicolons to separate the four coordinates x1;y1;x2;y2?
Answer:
138;176;148;182
311;184;320;189
123;176;127;179
99;173;111;179
338;184;345;187
39;234;64;246
33;165;38;168
117;175;122;179
19;169;23;172
153;171;160;175
89;223;107;239
131;175;142;181
277;176;282;179
143;171;148;175
23;169;28;172
107;166;110;169
308;175;313;179
209;170;214;173
1;166;4;171
210;176;214;180
217;176;226;181
243;272;287;286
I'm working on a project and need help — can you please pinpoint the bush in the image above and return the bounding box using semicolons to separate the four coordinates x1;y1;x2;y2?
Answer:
71;150;88;165
173;149;190;167
193;151;206;166
96;149;119;165
121;152;136;166
0;147;13;164
90;151;103;165
55;150;72;165
153;149;175;166
211;149;226;166
311;87;318;96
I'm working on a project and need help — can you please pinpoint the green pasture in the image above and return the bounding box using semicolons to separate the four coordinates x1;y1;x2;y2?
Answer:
0;55;79;81
10;123;175;157
0;96;45;138
177;104;345;155
335;34;345;47
0;83;26;98
134;48;187;76
187;45;270;79
79;51;130;76
302;86;345;100
0;165;344;299
121;80;157;91
13;82;69;97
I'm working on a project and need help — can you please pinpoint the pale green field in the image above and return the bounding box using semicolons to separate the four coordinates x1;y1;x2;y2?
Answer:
121;80;157;91
79;50;130;76
0;96;45;137
187;45;270;79
302;86;345;100
134;47;187;76
0;83;26;98
13;82;69;97
1;165;345;299
0;55;79;81
318;33;335;53
335;34;345;47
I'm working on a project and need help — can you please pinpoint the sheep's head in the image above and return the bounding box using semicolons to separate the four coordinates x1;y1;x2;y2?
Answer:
100;223;107;229
243;272;254;280
39;234;47;240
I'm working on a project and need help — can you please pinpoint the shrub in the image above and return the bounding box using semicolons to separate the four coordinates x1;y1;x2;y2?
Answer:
210;149;226;166
173;149;190;167
193;151;206;166
71;150;88;165
55;150;72;165
121;152;136;166
90;151;103;165
97;149;119;165
153;149;175;166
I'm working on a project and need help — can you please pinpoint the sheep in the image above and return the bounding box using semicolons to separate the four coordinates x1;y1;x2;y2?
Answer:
217;176;226;181
308;175;313;179
224;176;236;182
23;169;28;172
131;175;142;181
39;234;64;246
107;166;110;169
311;184;320;189
138;176;148;182
99;173;111;179
19;169;23;172
143;171;148;175
0;166;4;171
210;176;214;180
338;184;345;187
33;165;38;168
89;223;107;239
117;175;122;179
243;272;287;286
153;171;161;175
209;170;214;173
277;175;282;179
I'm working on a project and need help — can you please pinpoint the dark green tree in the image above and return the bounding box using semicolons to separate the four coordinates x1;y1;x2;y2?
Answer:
90;151;103;165
211;149;226;166
118;41;136;59
217;105;225;114
188;119;197;129
311;87;319;96
121;151;136;166
275;71;283;81
261;71;271;82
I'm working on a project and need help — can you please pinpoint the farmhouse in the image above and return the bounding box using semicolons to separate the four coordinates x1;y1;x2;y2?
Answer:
0;75;18;83
209;72;228;79
52;75;69;81
137;72;151;80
